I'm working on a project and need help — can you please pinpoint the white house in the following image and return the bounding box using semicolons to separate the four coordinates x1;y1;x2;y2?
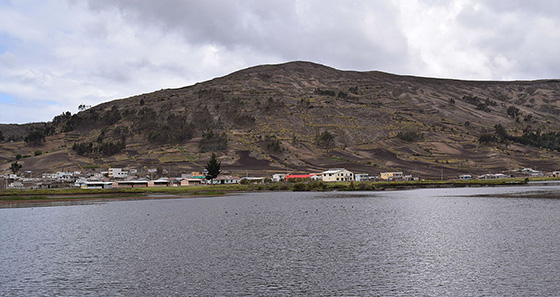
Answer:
51;171;77;182
520;168;543;177
320;168;354;182
240;177;266;184
477;173;510;179
108;168;129;179
210;176;240;185
7;181;24;189
272;173;287;182
354;173;370;182
80;181;113;189
114;180;149;188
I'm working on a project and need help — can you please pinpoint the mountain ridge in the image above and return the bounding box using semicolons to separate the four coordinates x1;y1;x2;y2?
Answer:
2;61;560;178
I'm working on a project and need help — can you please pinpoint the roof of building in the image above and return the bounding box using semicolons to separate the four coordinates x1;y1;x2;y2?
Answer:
286;174;314;179
211;175;240;180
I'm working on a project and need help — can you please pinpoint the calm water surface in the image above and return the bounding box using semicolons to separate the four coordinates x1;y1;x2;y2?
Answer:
2;186;560;296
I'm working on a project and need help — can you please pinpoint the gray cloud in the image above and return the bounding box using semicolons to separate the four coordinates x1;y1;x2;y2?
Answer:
83;0;410;71
1;0;560;123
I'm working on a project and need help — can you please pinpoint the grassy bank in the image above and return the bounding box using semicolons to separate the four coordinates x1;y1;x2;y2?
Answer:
0;177;537;202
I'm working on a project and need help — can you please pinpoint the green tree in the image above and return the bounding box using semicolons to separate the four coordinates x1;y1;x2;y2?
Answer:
25;129;45;146
494;124;509;142
478;133;497;144
10;161;22;174
316;130;335;149
205;153;221;182
507;105;520;118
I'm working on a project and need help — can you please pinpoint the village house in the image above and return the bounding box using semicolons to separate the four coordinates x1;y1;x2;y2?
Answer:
477;173;511;179
519;168;544;177
7;181;24;189
240;177;266;184
548;171;560;178
380;172;404;181
320;168;354;182
210;176;240;185
80;181;113;189
42;171;80;182
458;174;472;180
114;180;149;188
108;168;129;179
180;173;207;185
149;179;172;187
272;173;287;182
285;174;314;181
354;173;370;182
180;178;205;186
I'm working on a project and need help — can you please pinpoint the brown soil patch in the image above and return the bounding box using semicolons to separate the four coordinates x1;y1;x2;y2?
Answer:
431;142;463;155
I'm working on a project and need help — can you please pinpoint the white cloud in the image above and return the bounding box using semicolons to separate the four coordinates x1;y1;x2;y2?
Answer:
1;0;560;123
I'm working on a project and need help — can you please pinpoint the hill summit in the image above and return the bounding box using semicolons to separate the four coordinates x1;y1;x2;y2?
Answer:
3;61;560;178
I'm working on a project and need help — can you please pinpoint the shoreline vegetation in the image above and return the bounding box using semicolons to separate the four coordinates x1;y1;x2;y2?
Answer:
2;177;559;207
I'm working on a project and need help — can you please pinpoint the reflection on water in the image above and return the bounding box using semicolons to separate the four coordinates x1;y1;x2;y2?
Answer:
2;186;560;296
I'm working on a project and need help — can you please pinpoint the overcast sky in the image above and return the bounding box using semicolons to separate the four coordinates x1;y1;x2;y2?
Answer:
1;0;560;123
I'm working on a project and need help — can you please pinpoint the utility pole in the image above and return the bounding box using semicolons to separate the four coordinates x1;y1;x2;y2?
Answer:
441;169;443;181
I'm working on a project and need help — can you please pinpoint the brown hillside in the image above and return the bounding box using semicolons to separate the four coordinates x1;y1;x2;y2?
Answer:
2;61;560;178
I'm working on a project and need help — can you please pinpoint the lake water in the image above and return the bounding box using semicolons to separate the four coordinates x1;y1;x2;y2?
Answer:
2;186;560;296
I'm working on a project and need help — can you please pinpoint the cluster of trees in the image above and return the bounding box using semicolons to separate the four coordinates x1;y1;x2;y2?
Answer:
507;106;521;118
52;111;72;124
263;97;285;114
314;88;337;96
316;130;335;149
101;105;121;126
460;95;497;112
397;131;424;142
72;140;126;156
348;86;359;95
217;101;254;127
199;129;228;153
78;104;91;111
147;119;195;145
514;129;560;151
24;129;46;146
0;130;20;142
58;109;100;132
134;108;198;145
337;91;349;99
479;124;560;152
53;106;123;133
264;135;282;152
506;105;533;122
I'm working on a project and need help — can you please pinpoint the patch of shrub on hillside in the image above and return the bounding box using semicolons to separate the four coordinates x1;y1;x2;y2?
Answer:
24;129;46;146
314;88;336;96
316;130;335;149
264;135;283;152
72;140;125;156
396;131;424;142
199;129;228;153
